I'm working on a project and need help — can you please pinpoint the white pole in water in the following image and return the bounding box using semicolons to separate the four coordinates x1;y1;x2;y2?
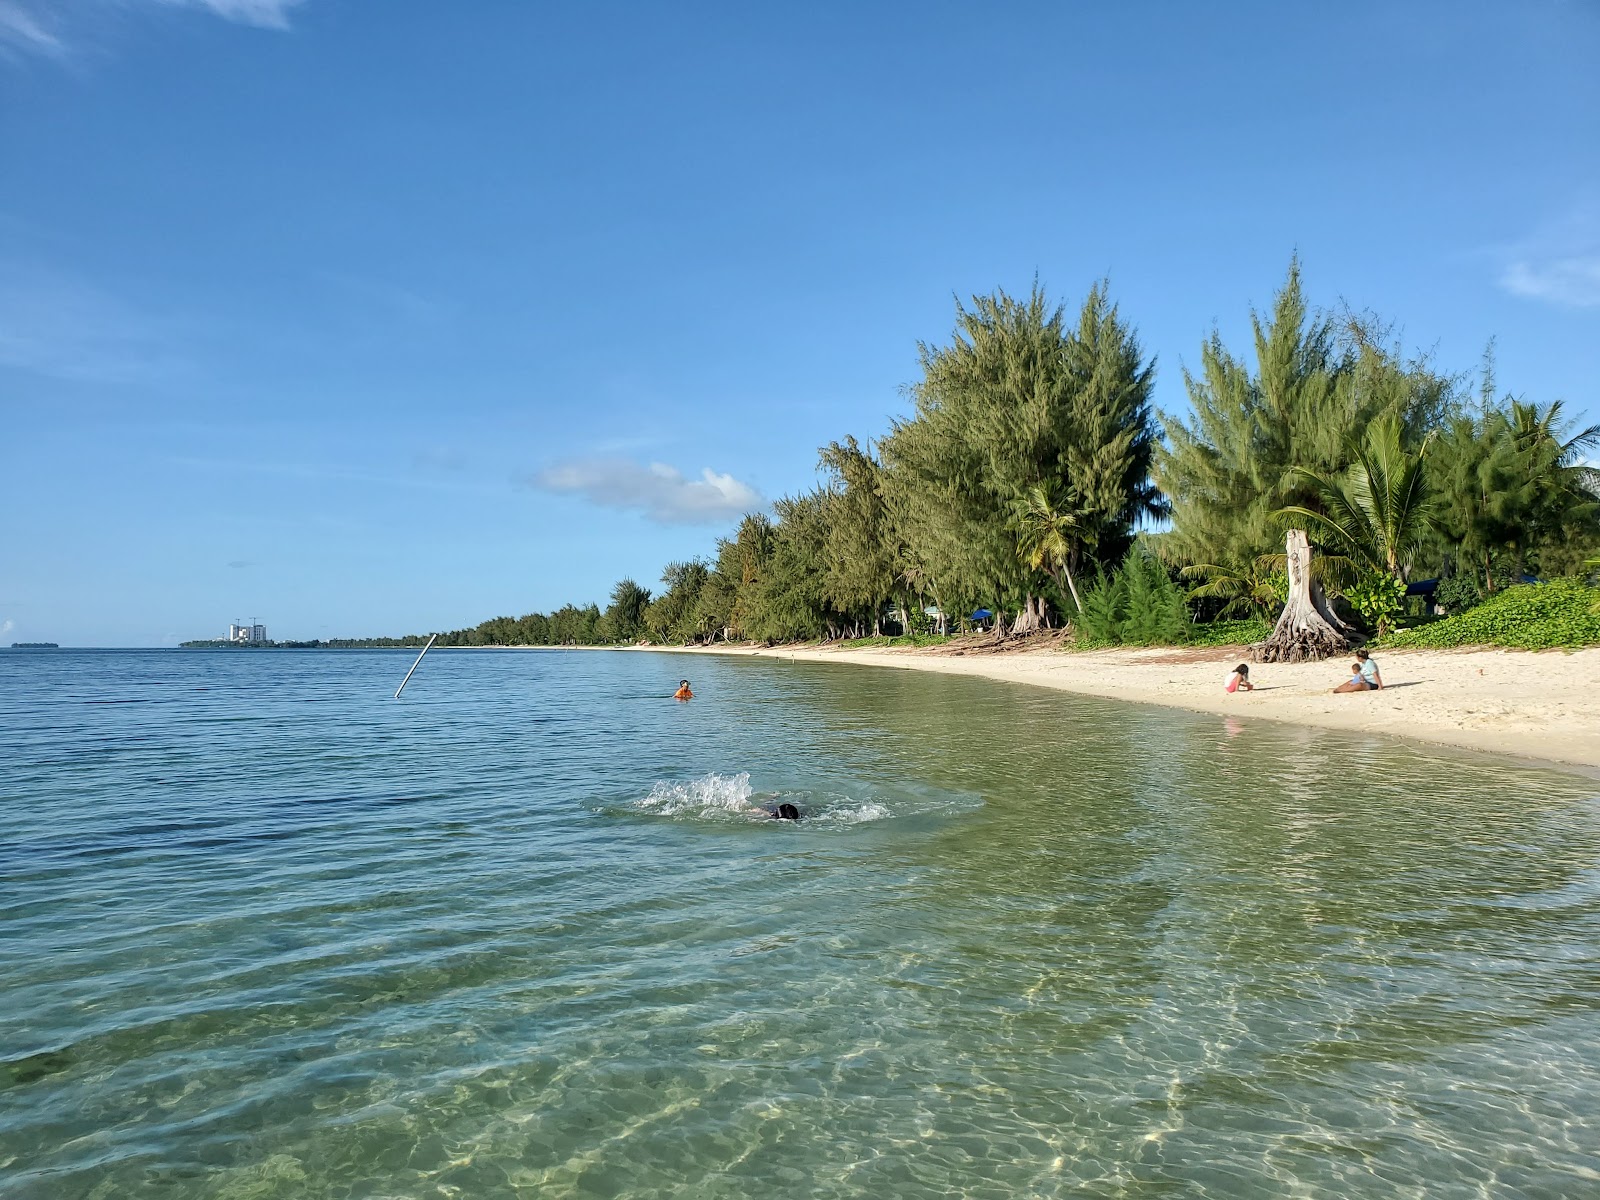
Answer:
394;634;438;699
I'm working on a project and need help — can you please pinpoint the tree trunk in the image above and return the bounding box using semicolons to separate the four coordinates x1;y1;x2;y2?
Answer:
1010;593;1044;635
1254;529;1358;663
1059;562;1084;612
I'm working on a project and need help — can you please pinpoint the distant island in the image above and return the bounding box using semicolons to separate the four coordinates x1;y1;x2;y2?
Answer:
10;642;59;649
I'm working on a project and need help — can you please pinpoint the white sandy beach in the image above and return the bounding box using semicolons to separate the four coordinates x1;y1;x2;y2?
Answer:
660;641;1600;771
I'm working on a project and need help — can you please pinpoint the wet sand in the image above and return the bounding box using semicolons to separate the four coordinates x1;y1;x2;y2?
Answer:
660;641;1600;771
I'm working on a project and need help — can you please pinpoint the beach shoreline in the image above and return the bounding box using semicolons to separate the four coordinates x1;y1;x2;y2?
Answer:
642;640;1600;774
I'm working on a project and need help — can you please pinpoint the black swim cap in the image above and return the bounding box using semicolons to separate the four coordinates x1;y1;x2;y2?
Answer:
774;802;800;821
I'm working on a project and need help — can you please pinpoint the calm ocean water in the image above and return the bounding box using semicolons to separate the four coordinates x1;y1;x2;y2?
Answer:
2;648;1598;1198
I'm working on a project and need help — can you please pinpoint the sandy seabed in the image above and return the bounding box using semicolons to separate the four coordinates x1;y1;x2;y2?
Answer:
655;640;1600;773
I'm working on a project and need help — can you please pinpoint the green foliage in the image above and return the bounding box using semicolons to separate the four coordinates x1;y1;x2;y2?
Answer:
1073;570;1125;646
817;437;896;630
1345;572;1407;634
1071;544;1187;646
547;604;602;646
744;493;837;643
1181;618;1274;648
1155;259;1452;571
1280;414;1434;580
1120;546;1188;645
601;578;652;644
373;264;1594;657
880;280;1161;619
1433;574;1483;615
1430;378;1600;587
1382;580;1600;650
645;560;710;644
837;632;953;649
1179;556;1287;620
1015;481;1087;609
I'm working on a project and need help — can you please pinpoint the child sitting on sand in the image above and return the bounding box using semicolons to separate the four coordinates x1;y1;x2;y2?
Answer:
1224;663;1254;693
1332;650;1383;693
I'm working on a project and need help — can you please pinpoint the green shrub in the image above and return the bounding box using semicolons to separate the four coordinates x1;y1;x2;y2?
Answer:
1346;572;1407;635
1433;574;1483;615
1382;580;1600;650
838;632;952;649
1184;618;1274;648
1074;569;1126;646
1120;547;1188;645
1072;545;1187;647
1072;547;1260;648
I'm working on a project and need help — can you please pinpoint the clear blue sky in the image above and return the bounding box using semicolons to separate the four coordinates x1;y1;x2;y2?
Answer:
3;1;1597;646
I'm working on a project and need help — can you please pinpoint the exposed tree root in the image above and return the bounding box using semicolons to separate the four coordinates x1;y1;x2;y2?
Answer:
1253;529;1359;663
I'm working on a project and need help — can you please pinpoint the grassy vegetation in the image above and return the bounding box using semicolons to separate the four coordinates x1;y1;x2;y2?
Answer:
835;632;954;649
1181;618;1275;648
1382;581;1600;650
1069;616;1273;652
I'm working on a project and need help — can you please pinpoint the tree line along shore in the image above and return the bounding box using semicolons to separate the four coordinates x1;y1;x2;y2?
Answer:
204;261;1600;657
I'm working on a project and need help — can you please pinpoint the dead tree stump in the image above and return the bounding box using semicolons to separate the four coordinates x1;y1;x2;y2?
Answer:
1253;529;1358;663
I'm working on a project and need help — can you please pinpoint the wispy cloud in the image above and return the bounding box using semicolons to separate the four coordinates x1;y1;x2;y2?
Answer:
0;2;62;54
529;459;764;525
1496;204;1600;309
1500;255;1600;308
160;0;306;31
0;619;14;637
0;0;306;58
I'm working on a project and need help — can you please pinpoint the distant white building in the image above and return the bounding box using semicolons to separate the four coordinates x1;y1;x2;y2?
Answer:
228;622;268;643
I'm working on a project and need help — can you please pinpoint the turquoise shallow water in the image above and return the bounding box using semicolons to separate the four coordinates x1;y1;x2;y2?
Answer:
3;648;1599;1198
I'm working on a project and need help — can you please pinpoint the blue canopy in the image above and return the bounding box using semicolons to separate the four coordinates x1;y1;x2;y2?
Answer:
970;608;993;620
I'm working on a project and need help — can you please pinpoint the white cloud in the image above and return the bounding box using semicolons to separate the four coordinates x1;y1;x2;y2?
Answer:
0;2;62;53
0;0;305;57
530;459;764;525
1;619;13;636
159;0;306;30
1500;255;1600;308
1495;203;1600;309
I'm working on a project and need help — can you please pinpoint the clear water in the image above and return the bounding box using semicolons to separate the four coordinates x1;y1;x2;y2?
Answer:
3;649;1599;1199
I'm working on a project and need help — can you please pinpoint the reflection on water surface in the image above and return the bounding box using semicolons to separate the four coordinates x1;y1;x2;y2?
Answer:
2;649;1597;1198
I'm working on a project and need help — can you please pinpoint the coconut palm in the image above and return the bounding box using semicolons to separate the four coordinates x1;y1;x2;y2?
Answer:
1279;415;1435;579
1014;482;1087;611
1178;557;1284;620
1504;398;1600;557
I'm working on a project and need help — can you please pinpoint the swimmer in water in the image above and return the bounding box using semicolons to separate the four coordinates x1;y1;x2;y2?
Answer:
673;679;693;700
745;797;801;821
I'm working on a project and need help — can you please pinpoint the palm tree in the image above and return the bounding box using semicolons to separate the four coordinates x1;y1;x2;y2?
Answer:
1504;399;1600;569
1280;415;1435;579
1015;482;1087;611
1179;557;1284;620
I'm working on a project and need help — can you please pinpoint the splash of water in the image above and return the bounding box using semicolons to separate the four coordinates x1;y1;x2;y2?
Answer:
628;772;893;826
637;771;756;816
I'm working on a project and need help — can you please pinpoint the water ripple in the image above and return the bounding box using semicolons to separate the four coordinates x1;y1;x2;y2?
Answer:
1;649;1598;1198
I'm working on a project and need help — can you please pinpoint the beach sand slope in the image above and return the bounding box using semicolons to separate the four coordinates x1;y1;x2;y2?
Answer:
666;642;1600;770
